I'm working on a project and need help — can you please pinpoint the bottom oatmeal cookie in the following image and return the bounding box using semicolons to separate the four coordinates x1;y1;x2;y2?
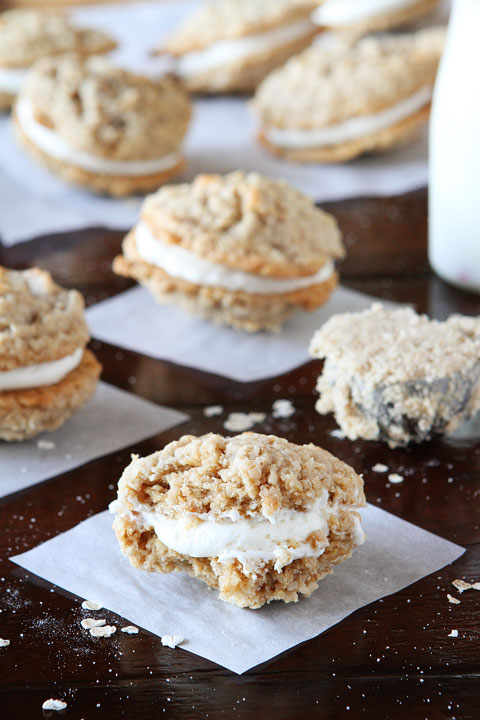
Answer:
110;432;366;609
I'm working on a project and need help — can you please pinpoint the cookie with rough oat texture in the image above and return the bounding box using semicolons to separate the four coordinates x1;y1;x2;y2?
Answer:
0;267;101;441
253;26;445;162
313;0;442;37
309;304;480;448
13;55;191;196
0;9;115;112
159;0;319;94
113;171;344;332
110;432;366;609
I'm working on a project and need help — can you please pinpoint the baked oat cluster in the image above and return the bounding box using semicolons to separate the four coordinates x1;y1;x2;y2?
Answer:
0;267;101;441
14;55;191;196
254;26;445;162
310;304;480;448
0;9;116;111
111;432;366;608
114;171;345;332
161;0;319;94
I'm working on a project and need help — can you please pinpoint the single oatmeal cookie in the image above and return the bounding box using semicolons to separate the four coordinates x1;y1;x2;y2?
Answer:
159;0;319;94
113;171;344;332
13;55;191;195
309;304;480;447
110;432;366;608
0;267;101;441
0;9;115;112
253;26;445;162
313;0;442;37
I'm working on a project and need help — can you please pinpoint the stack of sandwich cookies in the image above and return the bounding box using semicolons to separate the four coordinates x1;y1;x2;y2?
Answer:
313;0;442;36
113;171;345;332
0;267;101;441
14;55;191;196
161;0;319;94
253;26;445;163
309;304;480;448
110;432;366;609
0;9;115;112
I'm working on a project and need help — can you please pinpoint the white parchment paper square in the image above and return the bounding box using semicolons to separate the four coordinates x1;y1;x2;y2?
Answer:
0;0;450;245
86;285;388;382
11;505;464;674
0;382;187;499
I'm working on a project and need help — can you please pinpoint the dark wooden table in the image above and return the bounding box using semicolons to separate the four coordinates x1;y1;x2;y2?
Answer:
1;188;479;719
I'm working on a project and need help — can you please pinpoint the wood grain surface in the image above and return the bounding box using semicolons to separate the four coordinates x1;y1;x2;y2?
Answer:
0;188;479;719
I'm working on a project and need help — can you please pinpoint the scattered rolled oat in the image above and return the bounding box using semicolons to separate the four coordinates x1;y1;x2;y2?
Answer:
81;618;106;630
452;579;472;593
330;428;346;439
161;634;184;649
81;599;103;611
36;439;56;450
41;699;67;711
472;582;480;591
203;405;223;417
223;412;266;433
448;629;458;637
272;399;295;419
372;463;389;473
90;624;116;638
121;625;139;634
447;594;460;605
388;473;404;484
0;638;10;647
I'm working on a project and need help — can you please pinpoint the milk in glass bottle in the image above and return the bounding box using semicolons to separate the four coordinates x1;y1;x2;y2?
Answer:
429;0;480;293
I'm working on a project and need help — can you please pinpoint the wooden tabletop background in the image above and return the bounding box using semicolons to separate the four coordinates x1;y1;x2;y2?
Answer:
1;188;479;719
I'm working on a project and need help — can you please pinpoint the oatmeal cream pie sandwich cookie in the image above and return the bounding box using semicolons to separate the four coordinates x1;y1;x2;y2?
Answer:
309;304;480;448
0;267;101;441
0;9;116;112
114;171;344;332
110;432;366;609
312;0;442;37
14;55;191;196
160;0;319;94
253;26;445;163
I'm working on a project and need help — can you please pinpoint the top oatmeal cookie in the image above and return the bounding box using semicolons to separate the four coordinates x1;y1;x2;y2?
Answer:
0;267;89;371
253;26;445;129
0;9;116;69
20;55;191;162
115;432;365;520
162;0;319;55
141;171;344;278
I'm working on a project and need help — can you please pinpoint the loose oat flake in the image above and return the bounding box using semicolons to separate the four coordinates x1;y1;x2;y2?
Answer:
161;634;184;649
90;625;116;638
447;594;460;605
203;405;223;417
448;629;458;637
121;626;139;634
81;599;103;611
37;439;56;450
41;699;67;711
272;399;295;419
81;618;106;630
388;473;404;484
372;463;389;473
452;579;472;593
0;638;10;647
224;412;266;433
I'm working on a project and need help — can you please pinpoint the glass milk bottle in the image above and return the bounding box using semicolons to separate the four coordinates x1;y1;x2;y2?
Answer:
429;0;480;293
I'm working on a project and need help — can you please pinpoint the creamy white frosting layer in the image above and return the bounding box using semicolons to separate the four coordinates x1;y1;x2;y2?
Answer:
0;67;27;94
0;347;83;392
313;0;417;26
135;221;334;294
110;496;365;573
264;86;432;149
16;97;182;176
175;18;315;77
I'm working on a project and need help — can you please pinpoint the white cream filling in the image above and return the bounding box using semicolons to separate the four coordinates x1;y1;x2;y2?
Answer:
16;97;181;176
174;18;315;78
265;86;432;149
0;67;27;94
135;221;334;294
0;347;83;392
313;0;417;26
110;496;365;573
